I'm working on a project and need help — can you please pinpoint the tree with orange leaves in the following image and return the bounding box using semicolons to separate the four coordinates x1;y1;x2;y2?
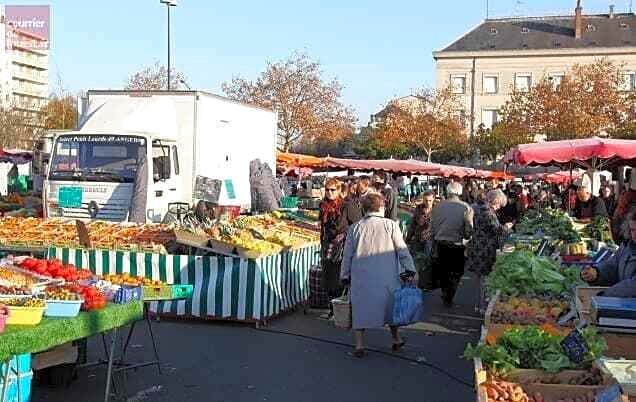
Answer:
222;52;356;152
497;59;636;141
375;87;466;162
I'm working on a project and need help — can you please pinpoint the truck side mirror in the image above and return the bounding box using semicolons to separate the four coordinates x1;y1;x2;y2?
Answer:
152;156;171;181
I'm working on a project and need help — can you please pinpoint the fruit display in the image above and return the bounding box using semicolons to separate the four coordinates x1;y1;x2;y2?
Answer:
530;368;605;386
0;266;45;288
3;297;46;307
68;284;107;311
481;379;605;402
485;251;583;297
0;285;30;296
100;273;163;287
481;380;532;402
464;326;607;374
0;217;175;252
205;213;319;256
562;242;588;256
491;296;569;326
516;209;581;243
18;258;93;282
43;286;82;301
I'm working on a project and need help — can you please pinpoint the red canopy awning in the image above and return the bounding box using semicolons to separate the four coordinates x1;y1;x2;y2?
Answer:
277;152;512;180
504;137;636;168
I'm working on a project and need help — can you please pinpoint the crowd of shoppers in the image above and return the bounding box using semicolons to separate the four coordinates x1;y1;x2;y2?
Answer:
316;169;636;356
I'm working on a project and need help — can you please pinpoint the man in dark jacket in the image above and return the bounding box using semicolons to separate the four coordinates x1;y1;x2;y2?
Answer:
372;172;398;222
573;180;608;221
581;215;636;297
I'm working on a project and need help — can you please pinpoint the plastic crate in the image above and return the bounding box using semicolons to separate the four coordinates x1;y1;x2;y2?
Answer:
6;306;45;326
44;299;83;318
0;354;31;376
0;371;33;402
280;196;299;209
0;307;7;334
113;286;142;304
142;285;193;301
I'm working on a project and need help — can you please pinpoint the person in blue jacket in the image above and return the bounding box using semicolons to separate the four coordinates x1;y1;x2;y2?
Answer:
581;215;636;298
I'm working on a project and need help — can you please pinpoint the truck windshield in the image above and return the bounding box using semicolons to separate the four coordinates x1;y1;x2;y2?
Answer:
49;135;146;183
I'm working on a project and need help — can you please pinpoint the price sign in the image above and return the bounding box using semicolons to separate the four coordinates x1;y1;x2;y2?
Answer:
224;179;236;200
560;329;588;364
59;186;82;208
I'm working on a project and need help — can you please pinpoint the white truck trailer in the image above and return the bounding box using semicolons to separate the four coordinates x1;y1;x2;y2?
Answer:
43;90;277;222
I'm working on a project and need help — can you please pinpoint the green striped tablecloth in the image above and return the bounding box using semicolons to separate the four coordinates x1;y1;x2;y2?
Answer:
48;244;320;323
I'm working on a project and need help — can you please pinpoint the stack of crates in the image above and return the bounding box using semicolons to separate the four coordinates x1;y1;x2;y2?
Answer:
0;354;32;402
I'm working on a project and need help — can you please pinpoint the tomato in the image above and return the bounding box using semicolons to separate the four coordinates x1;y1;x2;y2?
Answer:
21;258;37;269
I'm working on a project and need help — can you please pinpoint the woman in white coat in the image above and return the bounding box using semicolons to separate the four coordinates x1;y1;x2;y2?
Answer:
341;193;416;358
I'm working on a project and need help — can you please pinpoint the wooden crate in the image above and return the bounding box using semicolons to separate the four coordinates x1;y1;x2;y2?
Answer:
575;286;609;322
603;333;636;360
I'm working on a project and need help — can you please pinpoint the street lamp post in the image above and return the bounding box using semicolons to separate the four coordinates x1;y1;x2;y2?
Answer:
160;0;177;90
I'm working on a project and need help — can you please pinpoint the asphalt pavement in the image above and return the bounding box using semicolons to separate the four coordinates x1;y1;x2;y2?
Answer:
32;273;483;402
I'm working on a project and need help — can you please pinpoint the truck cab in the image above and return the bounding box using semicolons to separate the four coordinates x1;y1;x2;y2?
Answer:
44;131;182;222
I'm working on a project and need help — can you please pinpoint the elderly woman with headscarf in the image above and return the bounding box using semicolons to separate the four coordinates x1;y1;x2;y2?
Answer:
340;193;416;358
466;189;514;312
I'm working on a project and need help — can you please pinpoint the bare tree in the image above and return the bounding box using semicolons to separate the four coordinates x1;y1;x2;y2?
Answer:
125;61;187;90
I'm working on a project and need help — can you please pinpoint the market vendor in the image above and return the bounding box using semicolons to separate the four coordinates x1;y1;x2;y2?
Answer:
572;177;608;222
581;215;636;297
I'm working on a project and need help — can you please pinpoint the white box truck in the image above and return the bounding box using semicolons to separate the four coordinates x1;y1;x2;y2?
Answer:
43;90;278;222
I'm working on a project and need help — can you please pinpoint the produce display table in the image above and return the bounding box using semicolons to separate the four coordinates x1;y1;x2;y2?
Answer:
0;302;142;362
0;302;143;402
48;244;320;323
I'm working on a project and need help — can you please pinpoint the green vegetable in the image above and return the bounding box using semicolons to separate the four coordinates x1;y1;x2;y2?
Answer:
517;208;581;242
464;326;607;375
583;216;614;244
486;251;583;296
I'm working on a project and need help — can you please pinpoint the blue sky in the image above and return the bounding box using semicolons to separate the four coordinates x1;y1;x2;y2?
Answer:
24;0;634;124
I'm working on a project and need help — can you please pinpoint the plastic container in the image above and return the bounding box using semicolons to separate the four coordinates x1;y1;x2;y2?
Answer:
114;286;142;304
0;371;33;402
44;299;83;318
280;196;299;209
142;284;193;301
6;306;45;326
0;354;31;376
0;305;8;334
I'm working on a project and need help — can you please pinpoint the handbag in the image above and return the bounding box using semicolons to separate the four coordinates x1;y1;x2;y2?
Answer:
325;234;345;263
392;283;425;327
331;288;352;329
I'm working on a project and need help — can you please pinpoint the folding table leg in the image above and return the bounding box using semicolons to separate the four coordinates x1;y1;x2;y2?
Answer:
104;329;118;402
0;358;11;402
145;313;162;374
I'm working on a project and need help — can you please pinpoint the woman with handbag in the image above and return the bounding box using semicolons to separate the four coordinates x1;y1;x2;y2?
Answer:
340;193;416;358
319;178;348;319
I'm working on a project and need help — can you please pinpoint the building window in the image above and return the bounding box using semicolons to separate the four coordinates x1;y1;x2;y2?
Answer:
482;109;499;130
619;72;636;91
450;75;466;94
515;73;532;92
549;73;565;89
454;109;467;128
483;75;498;94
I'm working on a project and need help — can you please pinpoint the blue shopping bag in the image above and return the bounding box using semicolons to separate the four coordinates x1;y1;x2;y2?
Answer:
392;283;425;326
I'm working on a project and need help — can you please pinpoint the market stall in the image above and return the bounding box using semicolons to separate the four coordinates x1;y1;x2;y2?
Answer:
47;244;319;323
465;206;635;402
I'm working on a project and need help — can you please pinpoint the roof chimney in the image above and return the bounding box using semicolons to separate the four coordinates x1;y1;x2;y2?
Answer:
609;3;615;18
575;0;583;39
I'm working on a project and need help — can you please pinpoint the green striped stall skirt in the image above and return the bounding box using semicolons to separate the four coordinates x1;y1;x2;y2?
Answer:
48;244;320;322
